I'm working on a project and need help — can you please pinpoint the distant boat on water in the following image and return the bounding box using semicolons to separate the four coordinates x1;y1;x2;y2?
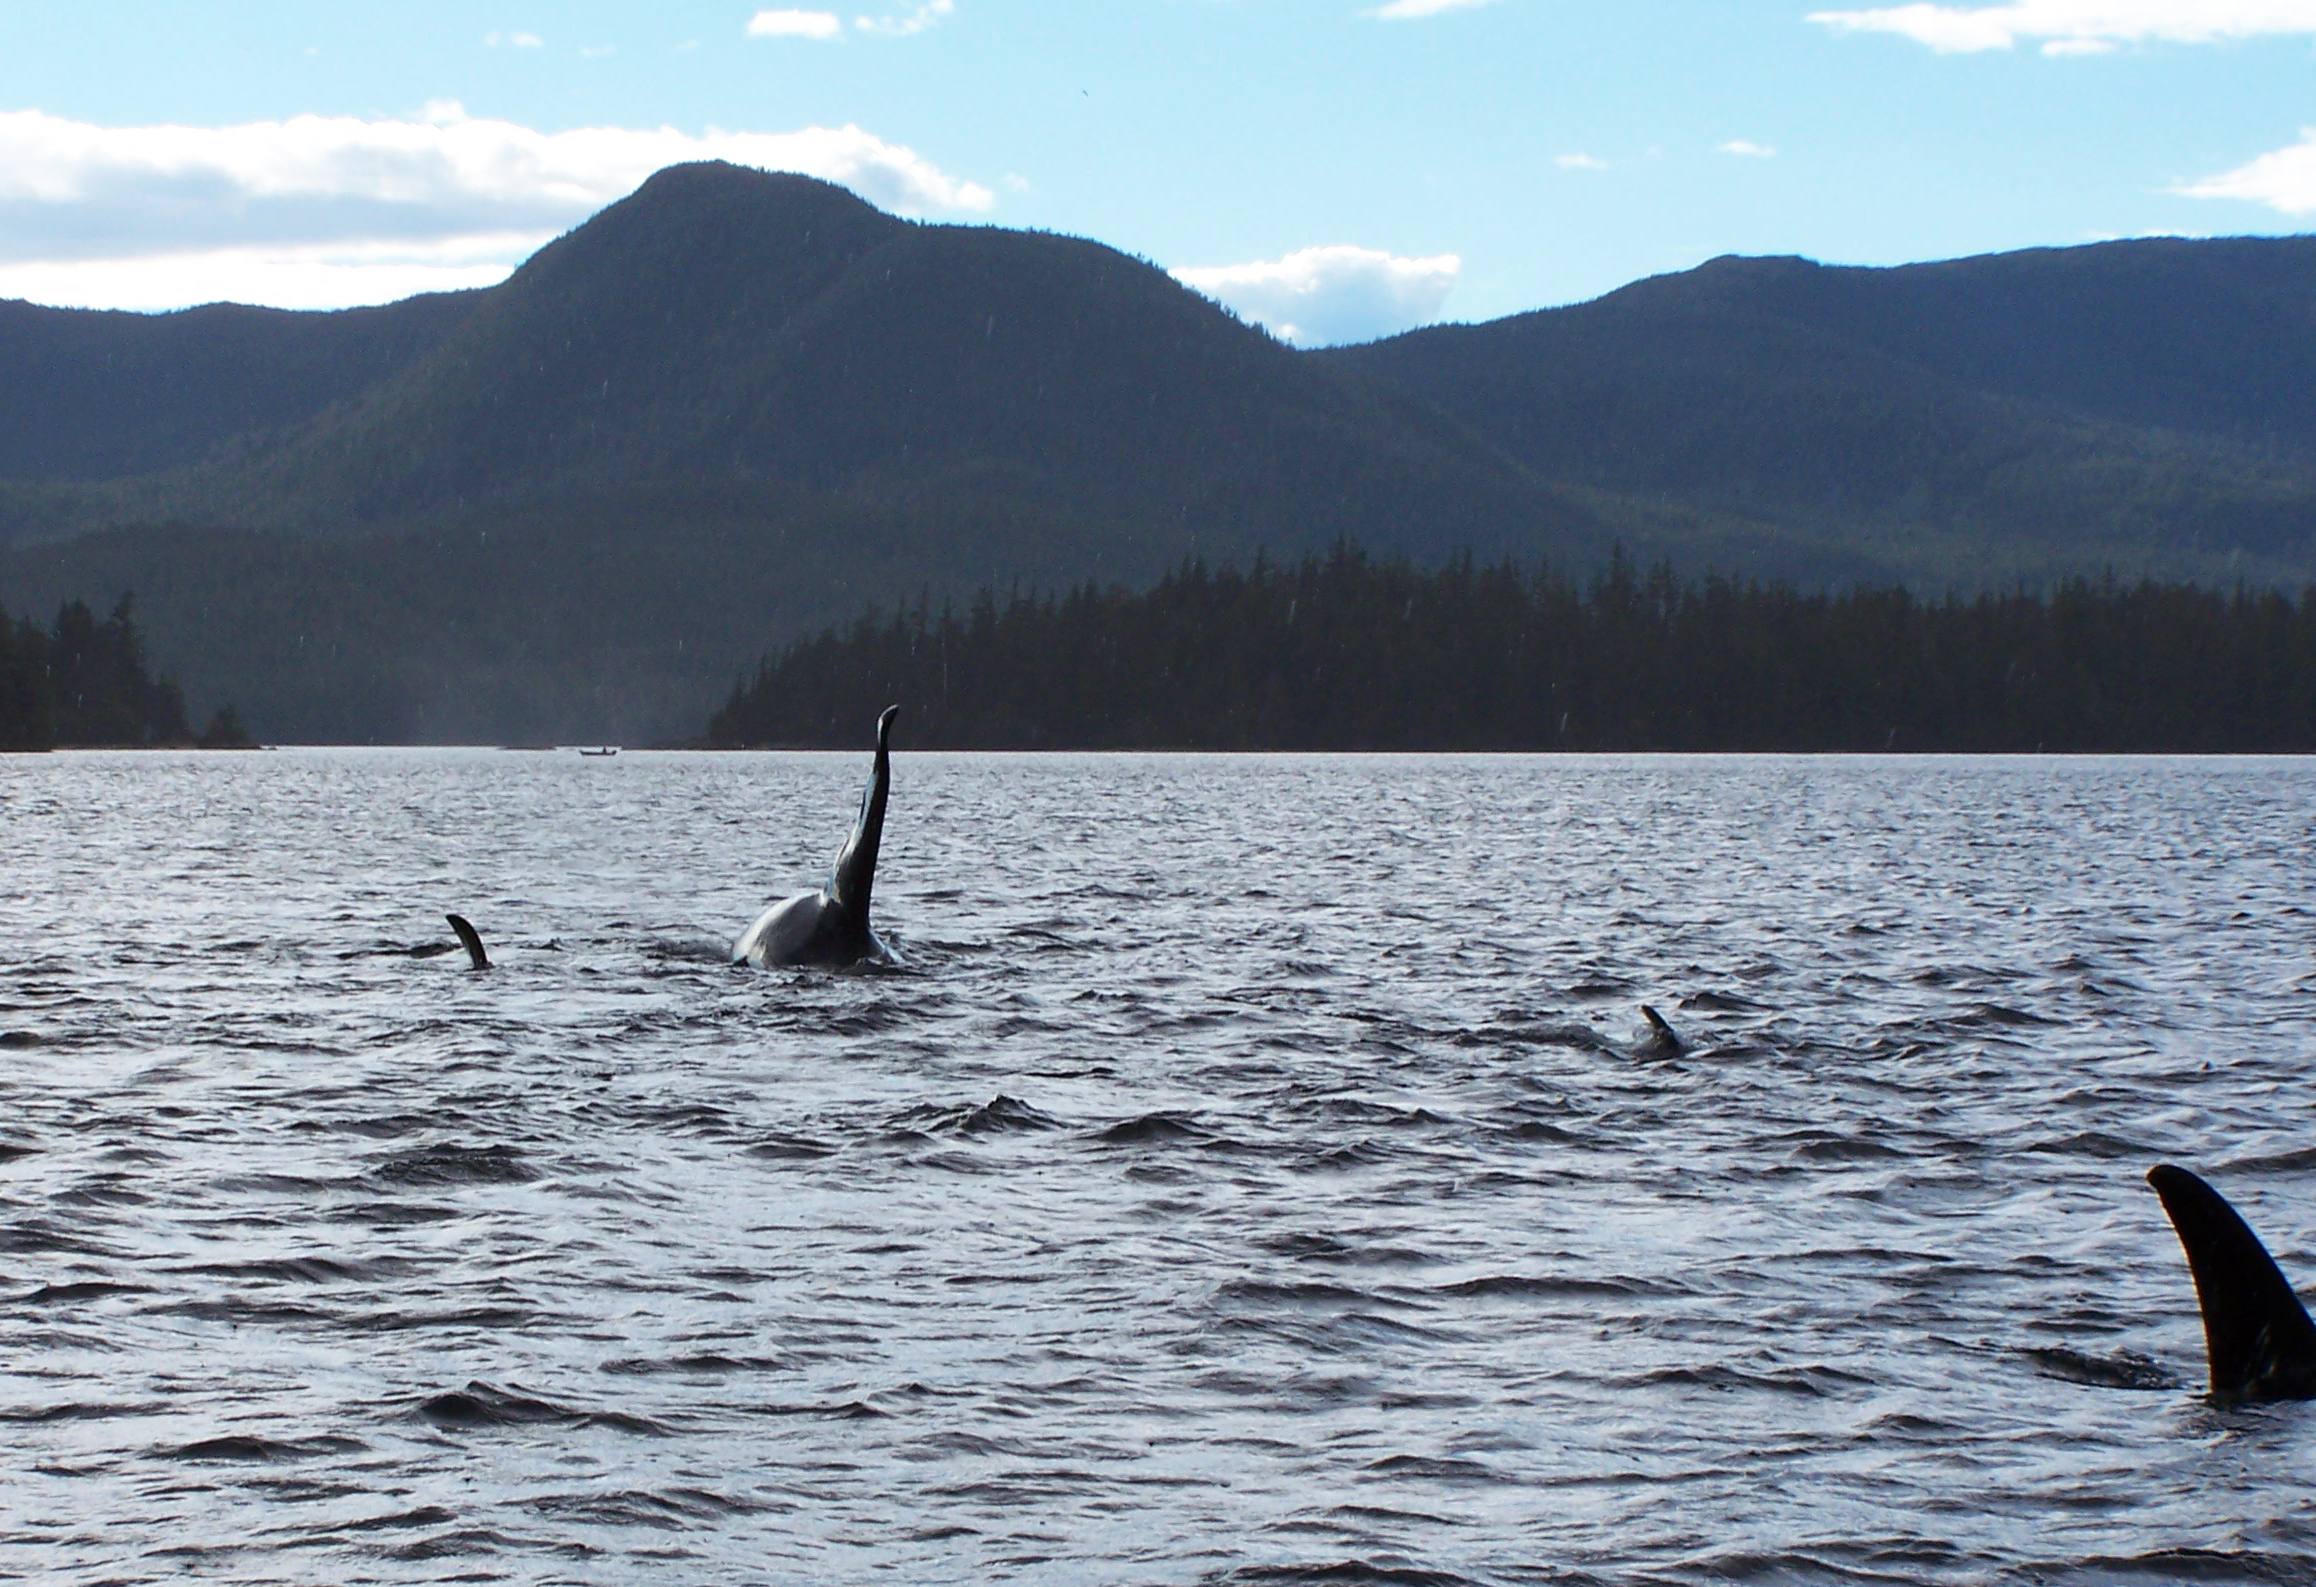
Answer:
579;746;620;757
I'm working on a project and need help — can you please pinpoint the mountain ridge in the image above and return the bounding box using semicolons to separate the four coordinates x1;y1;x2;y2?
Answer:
1;164;2311;740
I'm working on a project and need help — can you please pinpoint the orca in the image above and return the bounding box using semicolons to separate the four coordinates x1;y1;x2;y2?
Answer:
1636;1005;1683;1058
2147;1164;2316;1402
733;705;900;969
446;914;490;971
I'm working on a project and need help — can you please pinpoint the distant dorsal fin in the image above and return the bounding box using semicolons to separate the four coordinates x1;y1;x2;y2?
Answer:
446;913;490;971
1639;1004;1683;1055
2147;1164;2316;1401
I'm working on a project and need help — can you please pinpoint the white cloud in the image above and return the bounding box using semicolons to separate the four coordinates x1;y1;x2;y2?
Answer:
1808;2;2316;55
0;234;536;313
1718;139;1776;158
1555;152;1609;170
483;29;544;48
1172;245;1461;347
1371;0;1496;17
0;106;992;310
855;1;954;36
747;9;843;39
2180;126;2316;214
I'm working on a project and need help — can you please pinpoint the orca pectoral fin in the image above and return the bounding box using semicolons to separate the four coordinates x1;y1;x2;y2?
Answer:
828;704;898;920
2148;1164;2316;1401
446;913;490;971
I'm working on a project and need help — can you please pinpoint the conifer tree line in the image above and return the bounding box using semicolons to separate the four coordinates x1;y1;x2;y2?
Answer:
708;547;2316;752
0;595;248;752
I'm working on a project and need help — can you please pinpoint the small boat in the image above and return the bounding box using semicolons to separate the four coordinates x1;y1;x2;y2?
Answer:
579;746;620;757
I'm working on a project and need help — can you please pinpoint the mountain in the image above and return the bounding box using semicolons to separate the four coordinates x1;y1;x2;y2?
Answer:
0;162;1647;740
2;165;2313;742
0;291;476;484
1322;241;2316;588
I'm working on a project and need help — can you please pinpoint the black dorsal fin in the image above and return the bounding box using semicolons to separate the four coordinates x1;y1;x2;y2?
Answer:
2147;1164;2316;1401
446;913;490;971
828;705;898;924
1639;1005;1683;1055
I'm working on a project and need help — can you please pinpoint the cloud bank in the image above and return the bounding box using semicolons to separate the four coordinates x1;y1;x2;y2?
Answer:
1808;2;2316;55
0;106;992;310
2182;127;2316;214
1172;245;1461;347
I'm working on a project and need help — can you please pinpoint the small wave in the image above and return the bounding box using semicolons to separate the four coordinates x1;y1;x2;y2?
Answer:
602;1352;780;1377
16;1280;149;1304
340;1505;458;1532
167;1432;365;1462
747;1132;835;1160
0;1399;163;1424
1436;1273;1665;1300
1097;1111;1212;1145
1616;1362;1867;1397
1216;1278;1385;1309
416;1380;667;1435
178;1256;403;1285
1361;1454;1499;1483
885;1094;1061;1138
1781;1132;1909;1164
2219;1146;2316;1174
2022;1346;2180;1392
1295;1140;1392;1173
525;1486;756;1527
372;1143;537;1186
1479;1021;1611;1053
2024;1131;2150;1161
1225;1561;1472;1586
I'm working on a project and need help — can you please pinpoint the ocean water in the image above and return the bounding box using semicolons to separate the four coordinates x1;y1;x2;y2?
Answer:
2;747;2313;1585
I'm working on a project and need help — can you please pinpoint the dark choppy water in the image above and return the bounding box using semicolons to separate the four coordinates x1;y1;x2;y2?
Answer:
3;748;2314;1584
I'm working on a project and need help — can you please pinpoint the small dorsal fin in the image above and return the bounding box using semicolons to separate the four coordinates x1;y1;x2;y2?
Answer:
446;913;490;971
1639;1004;1683;1055
2147;1164;2316;1401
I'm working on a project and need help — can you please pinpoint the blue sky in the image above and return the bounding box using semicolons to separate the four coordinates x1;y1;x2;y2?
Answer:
4;1;2315;341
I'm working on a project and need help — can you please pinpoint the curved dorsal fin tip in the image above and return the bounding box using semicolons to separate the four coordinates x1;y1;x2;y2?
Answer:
445;913;490;971
2147;1162;2316;1401
1639;1005;1682;1052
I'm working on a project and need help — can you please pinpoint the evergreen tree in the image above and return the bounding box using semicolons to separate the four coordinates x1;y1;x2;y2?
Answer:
707;550;2316;753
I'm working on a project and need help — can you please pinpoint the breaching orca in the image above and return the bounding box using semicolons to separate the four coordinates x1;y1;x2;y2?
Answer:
733;705;900;968
2147;1163;2316;1402
446;913;490;970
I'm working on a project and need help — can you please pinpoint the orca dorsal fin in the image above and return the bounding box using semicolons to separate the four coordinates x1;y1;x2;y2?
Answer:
446;913;490;971
2147;1164;2316;1401
828;705;898;923
1638;1005;1683;1056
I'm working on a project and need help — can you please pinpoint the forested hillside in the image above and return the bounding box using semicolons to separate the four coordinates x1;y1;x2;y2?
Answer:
710;549;2316;752
0;292;475;484
2;163;2313;742
1325;241;2316;585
